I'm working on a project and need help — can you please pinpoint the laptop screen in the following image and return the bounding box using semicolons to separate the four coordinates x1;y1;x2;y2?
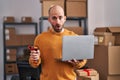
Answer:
62;35;94;61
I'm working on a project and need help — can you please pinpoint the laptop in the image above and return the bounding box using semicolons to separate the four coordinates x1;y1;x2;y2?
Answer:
62;35;94;61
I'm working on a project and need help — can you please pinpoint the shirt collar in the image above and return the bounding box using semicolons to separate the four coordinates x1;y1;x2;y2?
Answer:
52;28;64;33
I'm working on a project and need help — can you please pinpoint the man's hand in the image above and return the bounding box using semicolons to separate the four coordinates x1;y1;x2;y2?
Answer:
67;59;81;65
29;46;40;64
30;50;40;61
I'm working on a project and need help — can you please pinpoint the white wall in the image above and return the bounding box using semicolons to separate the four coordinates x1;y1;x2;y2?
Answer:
0;0;120;80
104;0;120;26
0;0;41;80
0;0;4;80
88;0;105;34
88;0;120;35
2;0;41;22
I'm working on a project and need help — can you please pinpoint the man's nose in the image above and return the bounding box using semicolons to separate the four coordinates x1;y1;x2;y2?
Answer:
56;18;60;23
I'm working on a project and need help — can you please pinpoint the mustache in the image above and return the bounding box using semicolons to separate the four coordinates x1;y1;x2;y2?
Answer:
56;24;60;27
52;24;60;27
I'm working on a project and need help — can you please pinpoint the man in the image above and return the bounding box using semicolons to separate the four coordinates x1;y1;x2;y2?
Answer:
29;5;87;80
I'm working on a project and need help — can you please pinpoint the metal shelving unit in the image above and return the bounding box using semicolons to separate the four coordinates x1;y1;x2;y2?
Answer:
3;22;39;80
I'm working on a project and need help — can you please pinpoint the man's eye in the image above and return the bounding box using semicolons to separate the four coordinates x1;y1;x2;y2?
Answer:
59;16;62;20
52;17;57;20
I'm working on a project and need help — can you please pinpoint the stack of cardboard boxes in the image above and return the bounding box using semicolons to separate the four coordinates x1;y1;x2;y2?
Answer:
5;27;36;74
6;49;17;62
5;27;35;46
86;27;120;80
5;49;18;74
40;0;87;17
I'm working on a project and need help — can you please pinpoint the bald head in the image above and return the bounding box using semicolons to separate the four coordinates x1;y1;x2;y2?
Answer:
48;5;65;16
48;5;66;33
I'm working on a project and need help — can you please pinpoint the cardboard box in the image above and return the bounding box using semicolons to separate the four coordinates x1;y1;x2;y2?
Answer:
5;27;18;46
94;27;120;45
40;0;63;3
22;34;35;45
77;73;99;80
6;49;17;61
6;33;35;46
94;32;115;46
86;45;120;80
66;0;87;17
3;16;15;23
6;49;17;55
6;55;16;62
5;27;16;38
6;35;22;46
5;64;16;74
42;0;65;16
17;34;36;45
5;27;16;34
64;27;83;35
76;69;98;76
21;17;32;23
107;75;120;80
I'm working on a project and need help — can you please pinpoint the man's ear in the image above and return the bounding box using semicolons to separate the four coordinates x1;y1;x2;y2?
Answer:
64;16;66;22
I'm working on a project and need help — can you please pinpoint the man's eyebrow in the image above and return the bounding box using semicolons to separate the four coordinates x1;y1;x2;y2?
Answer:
51;16;63;19
59;16;62;18
52;16;57;18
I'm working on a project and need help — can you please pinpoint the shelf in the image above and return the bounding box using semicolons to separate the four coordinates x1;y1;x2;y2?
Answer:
6;45;29;49
39;16;87;20
3;22;37;25
3;22;38;80
5;61;17;64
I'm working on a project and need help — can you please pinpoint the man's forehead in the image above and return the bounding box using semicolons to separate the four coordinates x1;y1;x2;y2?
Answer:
49;12;64;17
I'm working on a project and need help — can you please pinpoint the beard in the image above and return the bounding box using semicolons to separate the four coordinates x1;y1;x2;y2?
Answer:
52;24;63;32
